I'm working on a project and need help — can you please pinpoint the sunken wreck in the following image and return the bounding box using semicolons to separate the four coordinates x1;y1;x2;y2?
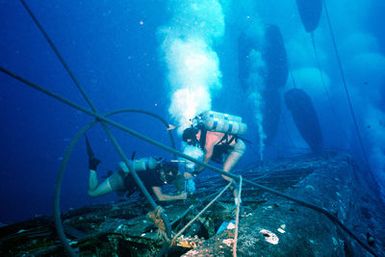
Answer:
0;152;384;257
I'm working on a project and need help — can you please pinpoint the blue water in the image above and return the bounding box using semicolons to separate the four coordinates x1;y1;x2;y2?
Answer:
1;0;384;224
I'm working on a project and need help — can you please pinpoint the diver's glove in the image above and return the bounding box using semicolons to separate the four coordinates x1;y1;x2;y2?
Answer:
89;157;101;171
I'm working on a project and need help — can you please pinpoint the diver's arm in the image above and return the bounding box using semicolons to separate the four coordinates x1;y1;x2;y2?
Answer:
195;148;212;172
194;141;215;174
203;131;222;164
152;187;187;201
204;144;214;163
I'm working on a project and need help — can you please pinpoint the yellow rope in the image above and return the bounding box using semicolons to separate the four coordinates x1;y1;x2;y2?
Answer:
148;206;169;241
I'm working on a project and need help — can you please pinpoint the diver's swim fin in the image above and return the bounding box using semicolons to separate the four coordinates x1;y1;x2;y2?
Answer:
85;135;95;159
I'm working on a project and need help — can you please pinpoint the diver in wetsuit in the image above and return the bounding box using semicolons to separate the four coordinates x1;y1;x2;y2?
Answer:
85;137;187;202
182;126;246;181
180;111;247;203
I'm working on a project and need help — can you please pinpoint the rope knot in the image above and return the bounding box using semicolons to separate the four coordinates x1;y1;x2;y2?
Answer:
148;206;169;240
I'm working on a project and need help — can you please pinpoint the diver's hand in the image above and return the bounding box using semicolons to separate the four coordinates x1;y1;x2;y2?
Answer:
89;157;101;171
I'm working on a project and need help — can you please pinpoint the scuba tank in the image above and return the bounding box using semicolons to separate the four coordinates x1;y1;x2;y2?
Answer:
196;111;247;135
132;157;158;171
121;157;159;174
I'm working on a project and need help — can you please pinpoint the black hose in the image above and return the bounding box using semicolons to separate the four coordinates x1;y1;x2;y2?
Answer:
10;1;378;256
1;66;379;256
0;66;234;179
323;1;372;172
106;109;177;158
54;123;97;257
54;108;176;257
19;0;95;110
18;0;174;248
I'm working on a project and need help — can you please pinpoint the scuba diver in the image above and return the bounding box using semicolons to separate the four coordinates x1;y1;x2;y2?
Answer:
181;111;246;195
85;136;187;202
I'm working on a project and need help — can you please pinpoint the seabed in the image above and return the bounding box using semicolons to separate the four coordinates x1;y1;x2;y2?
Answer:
1;152;384;256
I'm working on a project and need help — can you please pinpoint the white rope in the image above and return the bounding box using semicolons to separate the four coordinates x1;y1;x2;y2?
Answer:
172;182;233;245
233;176;243;257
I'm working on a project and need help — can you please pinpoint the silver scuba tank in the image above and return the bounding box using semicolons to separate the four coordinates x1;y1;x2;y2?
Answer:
199;111;248;135
122;157;158;173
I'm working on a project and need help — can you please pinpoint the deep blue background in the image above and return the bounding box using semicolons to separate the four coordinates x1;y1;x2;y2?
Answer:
1;0;384;224
0;0;173;223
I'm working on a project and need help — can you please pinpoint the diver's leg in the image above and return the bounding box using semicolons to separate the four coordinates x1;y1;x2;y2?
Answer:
88;171;126;197
222;140;246;176
88;171;113;197
222;140;246;201
88;170;99;192
222;150;242;198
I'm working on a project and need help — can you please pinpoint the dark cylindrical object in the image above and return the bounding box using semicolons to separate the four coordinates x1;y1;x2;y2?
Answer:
285;88;323;152
296;0;323;33
263;25;289;89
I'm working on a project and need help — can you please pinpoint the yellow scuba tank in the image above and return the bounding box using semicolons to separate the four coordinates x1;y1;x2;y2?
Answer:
198;111;247;135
